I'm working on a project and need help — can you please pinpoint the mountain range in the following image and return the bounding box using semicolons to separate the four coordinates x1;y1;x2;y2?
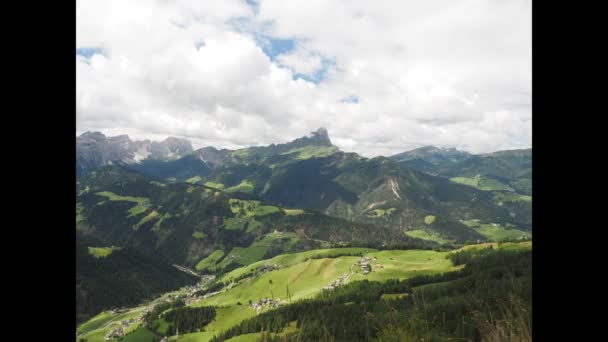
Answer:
389;145;532;195
76;128;531;324
76;131;194;175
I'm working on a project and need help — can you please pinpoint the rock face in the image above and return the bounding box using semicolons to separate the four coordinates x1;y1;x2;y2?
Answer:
149;137;193;160
286;127;333;148
76;132;193;175
193;147;233;168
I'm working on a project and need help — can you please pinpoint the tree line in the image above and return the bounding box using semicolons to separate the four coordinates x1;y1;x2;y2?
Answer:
162;306;217;335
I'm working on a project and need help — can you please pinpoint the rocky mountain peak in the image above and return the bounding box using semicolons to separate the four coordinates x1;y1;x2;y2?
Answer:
77;131;107;143
308;127;332;145
286;127;333;148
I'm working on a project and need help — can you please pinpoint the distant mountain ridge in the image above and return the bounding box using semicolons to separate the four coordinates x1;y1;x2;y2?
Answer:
390;146;531;192
77;130;531;234
77;128;340;181
389;145;530;170
391;145;472;165
192;128;336;169
78;129;528;178
76;131;193;175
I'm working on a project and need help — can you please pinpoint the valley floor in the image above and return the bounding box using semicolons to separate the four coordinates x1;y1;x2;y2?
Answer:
77;241;531;342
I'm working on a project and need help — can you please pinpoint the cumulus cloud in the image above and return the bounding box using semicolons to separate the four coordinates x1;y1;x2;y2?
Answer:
276;48;323;76
77;0;531;156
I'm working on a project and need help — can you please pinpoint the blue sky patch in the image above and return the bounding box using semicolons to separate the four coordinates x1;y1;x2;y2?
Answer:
229;13;330;84
229;15;297;64
257;36;295;61
244;0;259;13
76;47;103;59
195;41;206;50
293;57;335;84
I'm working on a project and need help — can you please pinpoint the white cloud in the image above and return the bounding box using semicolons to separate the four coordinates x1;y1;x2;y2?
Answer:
276;48;323;75
77;0;531;156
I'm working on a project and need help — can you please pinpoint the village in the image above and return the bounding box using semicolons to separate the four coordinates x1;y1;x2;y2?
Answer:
104;316;145;340
358;256;372;275
170;285;222;306
249;297;287;312
101;258;387;340
109;307;129;315
103;273;219;340
323;272;351;290
183;275;216;295
323;256;385;291
256;263;279;274
357;256;383;275
185;289;222;305
184;276;218;302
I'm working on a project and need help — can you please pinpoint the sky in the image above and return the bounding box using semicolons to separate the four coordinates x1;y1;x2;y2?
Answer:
76;0;531;157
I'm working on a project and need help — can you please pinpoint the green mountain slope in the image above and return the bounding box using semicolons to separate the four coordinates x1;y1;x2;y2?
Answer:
75;130;532;342
125;154;213;182
391;145;472;168
391;147;531;189
77;129;530;257
162;133;529;243
389;147;532;229
208;245;531;342
76;166;423;271
77;242;531;342
434;148;531;193
258;153;525;239
76;233;197;324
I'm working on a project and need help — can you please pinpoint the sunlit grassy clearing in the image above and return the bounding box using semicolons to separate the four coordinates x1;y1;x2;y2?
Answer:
461;220;531;242
88;246;121;258
405;229;450;244
196;250;226;271
225;180;255;194
229;199;280;217
450;175;513;191
192;231;208;239
204;181;225;190
366;208;397;217
493;192;532;204
283;209;305;216
133;210;160;231
95;191;151;217
185;176;203;184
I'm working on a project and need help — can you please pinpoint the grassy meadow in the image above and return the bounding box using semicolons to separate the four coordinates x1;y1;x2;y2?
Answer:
405;229;452;244
78;241;531;342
